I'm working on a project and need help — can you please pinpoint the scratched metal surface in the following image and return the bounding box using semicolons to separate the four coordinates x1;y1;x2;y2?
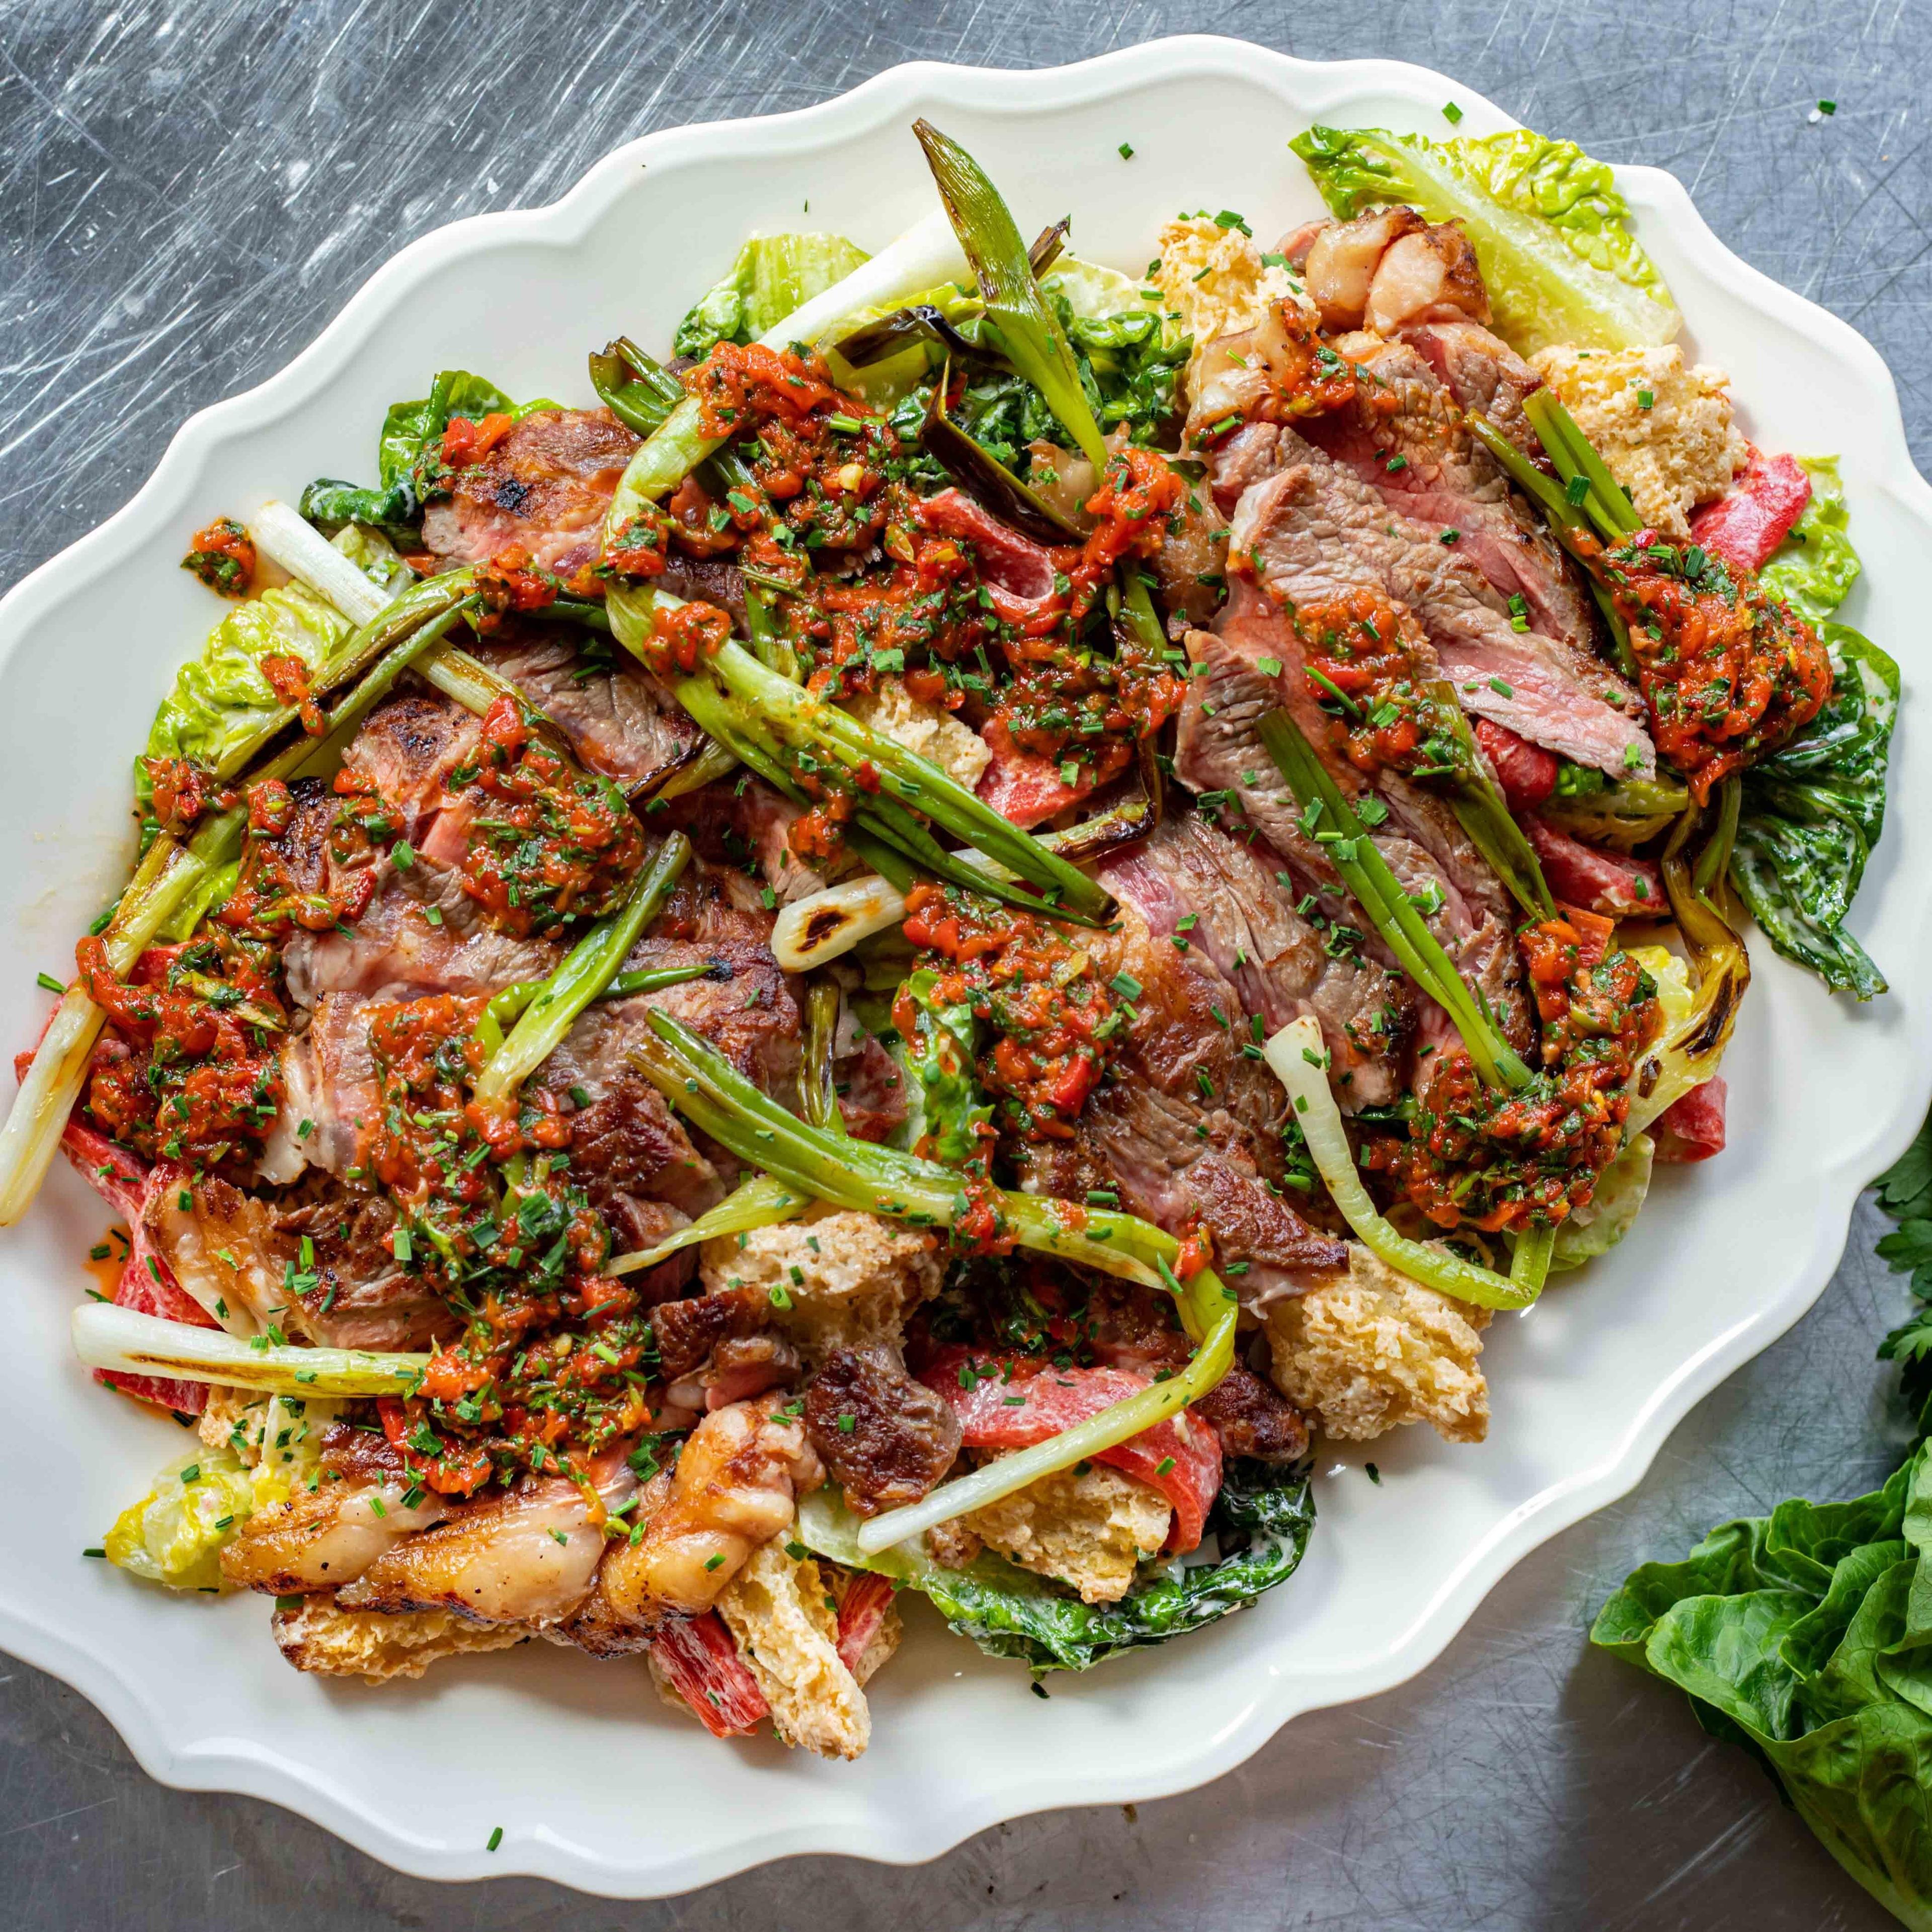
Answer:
0;1;1926;1926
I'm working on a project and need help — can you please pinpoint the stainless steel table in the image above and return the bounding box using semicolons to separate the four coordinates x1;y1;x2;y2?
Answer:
1;3;1925;1924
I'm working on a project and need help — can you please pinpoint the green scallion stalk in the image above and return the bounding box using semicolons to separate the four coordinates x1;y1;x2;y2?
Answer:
802;981;844;1135
702;641;1111;919
1263;1017;1542;1312
676;661;1075;915
912;119;1167;655
204;568;475;783
1421;683;1553;918
1256;709;1533;1091
470;834;691;1118
0;836;206;1226
1465;413;1638;678
1522;391;1639;539
604;1173;810;1279
1509;1222;1556;1298
71;1302;426;1397
474;960;713;1057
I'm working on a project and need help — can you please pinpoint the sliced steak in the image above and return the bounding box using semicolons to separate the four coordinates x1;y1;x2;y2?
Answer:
803;1346;961;1516
262;994;383;1182
282;849;565;1007
1301;336;1599;661
1194;1363;1309;1464
673;775;826;906
472;632;704;796
421;408;639;593
281;691;567;1006
1097;813;1410;1108
271;1183;453;1351
1401;320;1544;455
1220;425;1651;777
1018;896;1348;1306
1175;604;1531;1056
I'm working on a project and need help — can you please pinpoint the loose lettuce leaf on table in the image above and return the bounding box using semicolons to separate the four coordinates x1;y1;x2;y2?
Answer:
798;1458;1314;1671
1290;124;1680;354
674;232;871;359
1594;1433;1932;1930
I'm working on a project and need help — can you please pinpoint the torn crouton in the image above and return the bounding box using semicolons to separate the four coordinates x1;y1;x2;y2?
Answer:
1264;1244;1489;1444
271;1595;528;1682
715;1538;871;1760
1154;214;1309;390
1528;344;1746;537
959;1457;1171;1604
699;1209;941;1365
844;676;991;790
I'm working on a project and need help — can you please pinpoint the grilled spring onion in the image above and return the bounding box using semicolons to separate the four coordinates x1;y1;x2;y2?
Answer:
625;1008;1237;1552
589;341;797;683
72;1302;426;1398
801;980;844;1135
921;361;1083;543
1629;782;1750;1139
770;793;1154;971
469;833;692;1120
472;960;718;1059
828;216;1069;369
252;502;605;732
604;1172;811;1279
0;592;474;1226
1264;1017;1548;1311
1256;707;1534;1092
1419;680;1553;918
698;639;1111;920
912;119;1167;657
1463;414;1639;679
1522;390;1639;541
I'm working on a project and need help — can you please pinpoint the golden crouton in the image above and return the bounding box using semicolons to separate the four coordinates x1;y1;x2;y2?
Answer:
699;1210;941;1365
1265;1244;1489;1444
1154;214;1307;390
715;1538;870;1760
270;1595;528;1682
844;676;991;790
960;1457;1171;1605
197;1387;253;1456
1528;344;1746;537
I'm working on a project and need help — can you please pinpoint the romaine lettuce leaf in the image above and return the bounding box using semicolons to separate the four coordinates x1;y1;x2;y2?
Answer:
1291;124;1680;354
1551;1131;1653;1271
104;1396;334;1591
300;369;554;535
1731;624;1898;999
104;1440;259;1591
674;233;871;360
798;1457;1314;1671
140;582;353;800
1759;457;1862;621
